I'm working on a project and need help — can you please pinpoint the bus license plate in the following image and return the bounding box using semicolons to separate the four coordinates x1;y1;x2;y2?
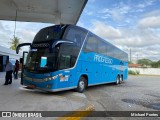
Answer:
27;84;36;89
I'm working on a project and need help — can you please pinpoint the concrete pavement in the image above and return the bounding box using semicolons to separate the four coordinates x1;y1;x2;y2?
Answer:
0;72;5;79
0;75;92;120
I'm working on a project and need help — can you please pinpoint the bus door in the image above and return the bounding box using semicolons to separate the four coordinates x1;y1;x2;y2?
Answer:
58;56;70;88
16;43;31;85
20;51;28;85
57;44;73;88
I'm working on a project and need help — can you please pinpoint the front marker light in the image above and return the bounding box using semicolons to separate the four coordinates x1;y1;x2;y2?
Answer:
49;77;52;80
43;77;53;82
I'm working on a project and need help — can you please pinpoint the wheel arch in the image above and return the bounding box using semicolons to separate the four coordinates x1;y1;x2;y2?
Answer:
121;74;123;81
80;74;88;87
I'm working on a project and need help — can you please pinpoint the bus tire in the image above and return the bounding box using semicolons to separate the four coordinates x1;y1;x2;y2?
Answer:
119;75;123;84
115;76;120;85
76;76;87;93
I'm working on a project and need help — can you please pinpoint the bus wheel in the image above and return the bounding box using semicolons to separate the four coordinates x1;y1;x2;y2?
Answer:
76;76;87;93
119;76;123;84
115;76;120;85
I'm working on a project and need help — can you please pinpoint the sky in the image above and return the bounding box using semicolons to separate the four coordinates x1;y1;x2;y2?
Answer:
0;0;160;62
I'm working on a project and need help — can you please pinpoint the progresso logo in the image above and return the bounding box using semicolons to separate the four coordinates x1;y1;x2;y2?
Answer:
94;54;113;64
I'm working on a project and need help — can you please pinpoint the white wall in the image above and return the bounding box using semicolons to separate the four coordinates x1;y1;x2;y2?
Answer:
0;45;22;58
0;45;22;65
129;68;160;75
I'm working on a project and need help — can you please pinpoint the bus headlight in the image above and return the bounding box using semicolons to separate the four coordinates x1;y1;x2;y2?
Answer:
43;77;53;82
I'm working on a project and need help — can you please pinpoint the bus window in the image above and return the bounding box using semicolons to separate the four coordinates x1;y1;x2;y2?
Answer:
63;26;87;46
58;44;80;69
84;34;98;53
58;44;72;70
71;47;80;67
59;55;71;70
98;40;107;55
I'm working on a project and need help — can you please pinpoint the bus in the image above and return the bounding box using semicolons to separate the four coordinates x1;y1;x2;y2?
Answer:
16;24;128;93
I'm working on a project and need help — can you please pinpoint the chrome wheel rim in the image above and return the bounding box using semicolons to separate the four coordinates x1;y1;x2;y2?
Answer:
79;81;85;90
120;76;122;83
116;77;119;84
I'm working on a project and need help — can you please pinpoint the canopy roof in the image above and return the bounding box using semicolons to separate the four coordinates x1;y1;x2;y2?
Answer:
0;0;87;24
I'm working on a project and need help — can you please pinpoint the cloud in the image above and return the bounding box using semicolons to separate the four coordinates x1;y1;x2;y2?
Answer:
137;0;155;8
127;45;160;61
89;20;160;61
84;10;93;15
15;29;37;51
99;4;131;21
0;22;13;47
138;9;160;28
80;0;160;61
89;21;122;39
143;10;160;17
16;30;36;43
0;21;51;49
90;20;160;47
138;16;160;28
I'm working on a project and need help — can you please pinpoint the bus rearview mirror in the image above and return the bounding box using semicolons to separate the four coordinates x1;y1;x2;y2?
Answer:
50;40;73;52
16;43;32;54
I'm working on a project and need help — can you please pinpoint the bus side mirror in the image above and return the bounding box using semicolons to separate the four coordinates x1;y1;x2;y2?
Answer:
16;47;20;54
16;43;32;54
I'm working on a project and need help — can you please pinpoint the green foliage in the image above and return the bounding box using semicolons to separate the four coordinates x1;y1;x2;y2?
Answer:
128;70;136;75
128;70;140;75
9;36;21;50
137;59;160;68
137;59;152;66
151;61;160;68
128;61;133;64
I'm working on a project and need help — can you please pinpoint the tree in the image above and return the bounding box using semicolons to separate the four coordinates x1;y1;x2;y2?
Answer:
137;59;160;68
151;60;160;68
9;36;21;50
129;61;133;64
137;59;152;67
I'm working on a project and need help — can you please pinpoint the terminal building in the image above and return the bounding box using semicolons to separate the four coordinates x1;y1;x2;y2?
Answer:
0;45;22;72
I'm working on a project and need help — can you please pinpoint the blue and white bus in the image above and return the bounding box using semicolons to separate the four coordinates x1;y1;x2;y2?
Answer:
17;24;128;93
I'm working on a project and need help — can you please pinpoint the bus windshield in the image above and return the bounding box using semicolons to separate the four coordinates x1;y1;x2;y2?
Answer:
33;25;66;43
25;47;59;73
25;43;80;73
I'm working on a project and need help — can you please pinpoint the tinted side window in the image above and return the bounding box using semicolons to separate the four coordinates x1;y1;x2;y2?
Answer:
59;55;71;69
63;27;87;47
83;33;128;62
84;35;98;53
58;45;80;70
58;45;72;69
71;47;80;67
107;44;114;58
98;40;107;55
